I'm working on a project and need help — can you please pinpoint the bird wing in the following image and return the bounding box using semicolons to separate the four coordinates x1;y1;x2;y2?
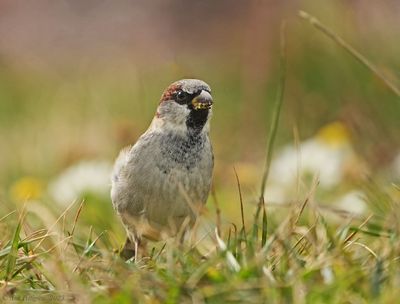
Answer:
111;146;131;184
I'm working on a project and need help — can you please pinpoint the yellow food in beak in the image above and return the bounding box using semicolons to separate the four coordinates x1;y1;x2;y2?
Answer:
191;90;213;110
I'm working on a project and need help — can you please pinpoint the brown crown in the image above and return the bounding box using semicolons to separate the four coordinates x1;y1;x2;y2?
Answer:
160;83;180;103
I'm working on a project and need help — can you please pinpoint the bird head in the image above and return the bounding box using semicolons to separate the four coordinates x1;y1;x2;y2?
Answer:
154;79;213;135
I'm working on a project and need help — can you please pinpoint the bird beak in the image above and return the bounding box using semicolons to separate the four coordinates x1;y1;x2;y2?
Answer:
191;90;213;110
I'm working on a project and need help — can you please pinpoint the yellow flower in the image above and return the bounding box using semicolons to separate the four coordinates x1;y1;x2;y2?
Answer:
10;177;44;202
316;121;351;147
206;267;224;282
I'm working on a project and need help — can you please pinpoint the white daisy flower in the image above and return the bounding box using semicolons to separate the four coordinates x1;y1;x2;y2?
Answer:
333;190;367;216
48;160;113;206
266;122;356;203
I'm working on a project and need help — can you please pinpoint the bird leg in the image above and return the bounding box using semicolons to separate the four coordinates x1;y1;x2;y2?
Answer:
120;237;136;260
120;237;147;261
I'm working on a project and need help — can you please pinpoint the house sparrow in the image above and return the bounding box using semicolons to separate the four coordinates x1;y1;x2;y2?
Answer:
111;79;214;259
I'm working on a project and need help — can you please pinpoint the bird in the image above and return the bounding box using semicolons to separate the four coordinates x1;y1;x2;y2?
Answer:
111;79;214;259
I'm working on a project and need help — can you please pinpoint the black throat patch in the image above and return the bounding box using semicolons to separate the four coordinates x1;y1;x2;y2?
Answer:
186;108;209;134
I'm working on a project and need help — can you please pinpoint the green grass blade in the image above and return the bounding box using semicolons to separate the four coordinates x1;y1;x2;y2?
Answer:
256;21;287;246
371;258;384;298
5;210;24;281
258;20;287;206
261;204;268;247
298;10;400;99
233;166;246;244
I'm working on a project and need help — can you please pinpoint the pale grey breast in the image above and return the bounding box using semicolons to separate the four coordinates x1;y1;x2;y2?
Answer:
111;130;213;230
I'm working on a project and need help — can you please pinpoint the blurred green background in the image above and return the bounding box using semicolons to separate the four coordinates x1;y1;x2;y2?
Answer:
1;0;400;234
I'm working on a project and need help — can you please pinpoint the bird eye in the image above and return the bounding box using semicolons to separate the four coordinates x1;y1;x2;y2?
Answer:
175;90;187;103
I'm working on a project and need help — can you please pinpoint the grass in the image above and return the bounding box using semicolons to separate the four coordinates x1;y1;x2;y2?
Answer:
1;4;400;304
1;183;400;303
298;10;400;99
